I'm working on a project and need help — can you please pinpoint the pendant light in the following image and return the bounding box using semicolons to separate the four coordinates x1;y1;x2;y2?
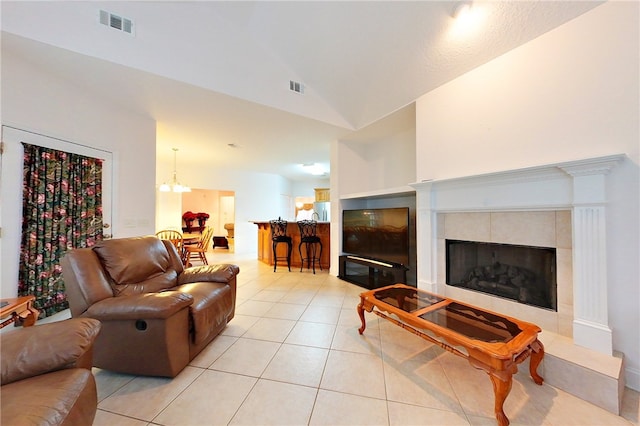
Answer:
159;148;191;193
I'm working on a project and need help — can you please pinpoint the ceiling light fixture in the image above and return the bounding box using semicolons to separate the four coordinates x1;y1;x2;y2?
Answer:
452;1;473;19
449;0;485;38
302;163;325;176
159;148;191;193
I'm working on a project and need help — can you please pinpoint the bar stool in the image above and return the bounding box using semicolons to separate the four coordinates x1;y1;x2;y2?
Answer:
297;220;323;274
270;218;292;272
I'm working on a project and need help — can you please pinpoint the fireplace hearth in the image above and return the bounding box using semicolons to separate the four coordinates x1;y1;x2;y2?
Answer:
446;239;557;311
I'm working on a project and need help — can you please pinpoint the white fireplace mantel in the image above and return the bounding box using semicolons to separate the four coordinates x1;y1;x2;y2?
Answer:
410;154;625;355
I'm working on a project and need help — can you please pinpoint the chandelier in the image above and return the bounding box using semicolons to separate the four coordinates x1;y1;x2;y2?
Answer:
159;148;191;193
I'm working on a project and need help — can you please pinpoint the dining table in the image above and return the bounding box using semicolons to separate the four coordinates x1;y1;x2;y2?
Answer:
182;232;202;245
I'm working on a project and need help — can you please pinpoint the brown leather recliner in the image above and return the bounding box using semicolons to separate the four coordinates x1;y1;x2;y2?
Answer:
1;318;101;426
61;235;239;378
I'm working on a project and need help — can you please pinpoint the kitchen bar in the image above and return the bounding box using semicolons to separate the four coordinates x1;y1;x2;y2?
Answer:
253;221;330;269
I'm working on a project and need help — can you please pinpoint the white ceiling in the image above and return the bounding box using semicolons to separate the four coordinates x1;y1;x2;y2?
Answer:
1;1;603;181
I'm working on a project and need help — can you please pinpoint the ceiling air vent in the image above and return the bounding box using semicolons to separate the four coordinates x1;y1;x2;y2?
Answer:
289;80;305;94
99;10;134;35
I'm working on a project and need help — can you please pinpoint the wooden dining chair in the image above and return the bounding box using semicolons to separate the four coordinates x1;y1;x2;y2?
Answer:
184;226;215;266
155;229;184;262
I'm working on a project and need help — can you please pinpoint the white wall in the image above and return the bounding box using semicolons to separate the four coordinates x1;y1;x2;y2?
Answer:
416;3;638;180
156;190;183;231
337;129;416;195
1;44;157;298
335;141;374;195
292;178;330;200
415;2;639;389
337;105;416;196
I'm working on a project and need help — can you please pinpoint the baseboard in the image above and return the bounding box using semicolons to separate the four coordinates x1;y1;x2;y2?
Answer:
625;367;640;392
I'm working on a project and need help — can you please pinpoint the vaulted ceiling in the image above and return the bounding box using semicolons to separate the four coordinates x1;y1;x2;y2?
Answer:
1;1;602;180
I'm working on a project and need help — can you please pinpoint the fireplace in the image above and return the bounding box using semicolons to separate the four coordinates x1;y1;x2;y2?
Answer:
409;155;626;413
411;154;623;355
446;239;557;311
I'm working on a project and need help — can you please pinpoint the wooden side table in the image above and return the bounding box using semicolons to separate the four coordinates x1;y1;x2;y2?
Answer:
0;296;39;328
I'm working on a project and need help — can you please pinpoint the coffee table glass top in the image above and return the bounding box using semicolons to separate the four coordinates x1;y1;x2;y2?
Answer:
419;302;522;343
373;287;444;313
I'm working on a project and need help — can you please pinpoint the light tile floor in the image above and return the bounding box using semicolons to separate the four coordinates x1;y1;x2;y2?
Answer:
93;252;639;426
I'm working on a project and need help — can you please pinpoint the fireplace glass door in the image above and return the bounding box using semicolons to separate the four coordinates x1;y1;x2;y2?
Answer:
446;240;557;311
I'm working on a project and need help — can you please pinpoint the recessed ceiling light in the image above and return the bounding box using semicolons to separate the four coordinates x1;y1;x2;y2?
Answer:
452;1;473;19
301;163;325;175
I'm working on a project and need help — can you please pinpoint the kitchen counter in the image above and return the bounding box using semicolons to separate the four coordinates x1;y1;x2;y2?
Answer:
252;221;330;269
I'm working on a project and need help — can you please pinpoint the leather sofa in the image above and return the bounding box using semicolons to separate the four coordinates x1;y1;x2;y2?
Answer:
61;235;239;378
1;318;101;425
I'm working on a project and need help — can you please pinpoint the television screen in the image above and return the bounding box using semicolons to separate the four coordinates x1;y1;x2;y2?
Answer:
342;207;410;266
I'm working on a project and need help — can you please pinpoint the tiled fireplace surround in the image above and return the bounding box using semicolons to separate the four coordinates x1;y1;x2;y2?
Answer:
437;211;570;333
410;154;626;414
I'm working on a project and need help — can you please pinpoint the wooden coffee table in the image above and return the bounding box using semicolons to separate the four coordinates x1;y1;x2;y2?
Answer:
357;284;544;426
0;296;39;329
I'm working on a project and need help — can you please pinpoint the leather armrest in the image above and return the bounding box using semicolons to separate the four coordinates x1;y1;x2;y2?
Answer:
0;318;101;385
179;264;240;285
84;291;193;321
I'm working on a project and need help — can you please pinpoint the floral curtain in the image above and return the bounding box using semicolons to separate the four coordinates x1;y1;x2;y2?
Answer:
19;143;103;318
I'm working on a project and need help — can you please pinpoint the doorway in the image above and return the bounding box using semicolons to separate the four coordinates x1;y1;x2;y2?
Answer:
181;189;235;252
155;189;235;252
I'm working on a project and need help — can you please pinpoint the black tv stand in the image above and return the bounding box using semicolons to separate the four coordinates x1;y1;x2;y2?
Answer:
338;255;409;290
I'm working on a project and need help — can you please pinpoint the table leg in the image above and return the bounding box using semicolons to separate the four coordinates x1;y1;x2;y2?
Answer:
357;301;366;334
20;306;39;327
489;373;513;426
529;339;545;385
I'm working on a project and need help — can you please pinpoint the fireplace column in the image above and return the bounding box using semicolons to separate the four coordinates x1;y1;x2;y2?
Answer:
415;180;439;293
561;157;621;356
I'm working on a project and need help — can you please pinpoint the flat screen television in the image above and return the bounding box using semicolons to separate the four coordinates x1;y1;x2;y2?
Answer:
342;207;410;266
